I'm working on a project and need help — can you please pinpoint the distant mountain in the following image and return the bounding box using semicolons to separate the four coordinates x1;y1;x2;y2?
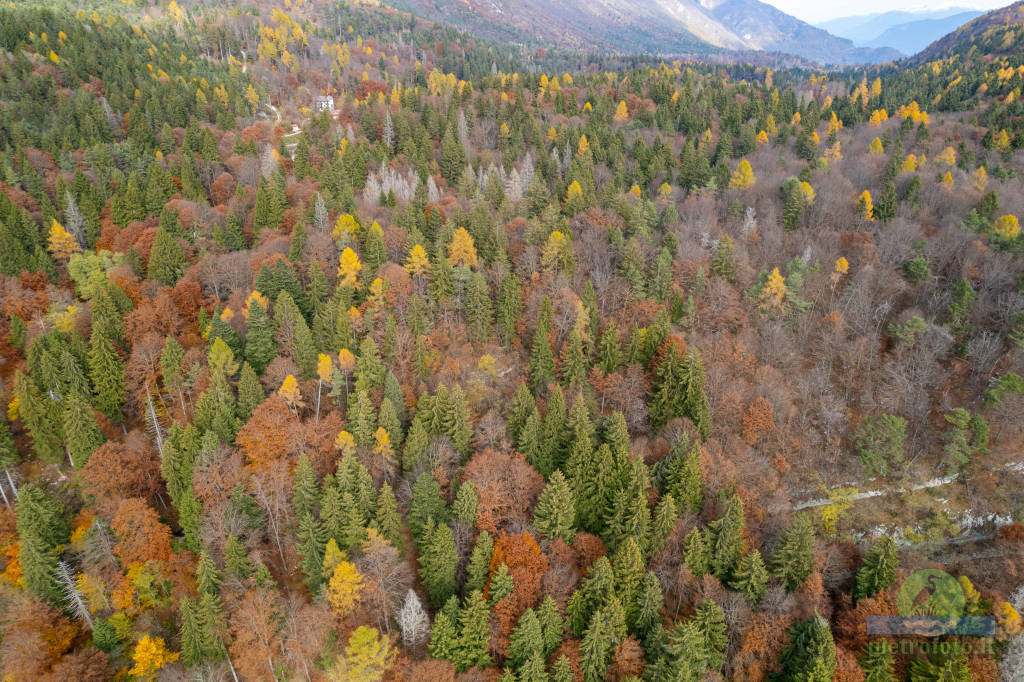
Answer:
817;7;983;56
862;11;982;55
388;0;898;64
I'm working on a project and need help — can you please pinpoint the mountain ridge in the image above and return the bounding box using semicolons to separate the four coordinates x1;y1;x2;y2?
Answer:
387;0;899;64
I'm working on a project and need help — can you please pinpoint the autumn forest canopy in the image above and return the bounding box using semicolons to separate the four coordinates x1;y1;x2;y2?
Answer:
0;0;1023;680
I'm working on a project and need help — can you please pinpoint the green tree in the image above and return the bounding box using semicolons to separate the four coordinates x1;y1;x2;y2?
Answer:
244;299;278;375
62;389;104;468
567;556;614;637
859;643;896;682
496;272;522;345
236;362;264;421
465;531;494;594
441;124;466;186
507;608;544;669
532;470;576;542
16;484;69;604
730;549;769;605
852;414;906;477
771;514;816;592
853;537;899;601
147;226;186;285
297;512;327;593
709;494;745;582
88;326;125;420
418;517;457;608
453;589;492;671
774;614;836;682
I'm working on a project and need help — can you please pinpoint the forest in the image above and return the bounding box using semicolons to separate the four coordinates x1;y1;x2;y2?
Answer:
0;0;1023;680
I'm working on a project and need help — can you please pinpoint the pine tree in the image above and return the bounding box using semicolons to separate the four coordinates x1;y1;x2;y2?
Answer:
579;604;617;682
372;481;403;548
775;614;836;682
465;273;493;343
452;481;478;526
596;322;622;374
148;226;186;285
611;536;645;625
730;549;769;605
236;362;264;421
62;389;104;468
529;299;555;393
859;643;896;682
567;556;614;637
196;548;220;597
532;470;576;542
418;517;458;608
684;348;710;439
507;608;544;669
465;531;494;594
693;600;728;671
179;596;204;666
508;381;536;443
634;572;664;641
648;341;687;429
429;597;460;662
854;537;899;601
665;440;704;513
454;589;493;671
570;442;616;535
649;493;678;555
88;326;125;420
441;124;466;186
488;563;515;605
244;299;278;374
292;454;320;521
496;272;522;345
224;535;252;580
771;513;816;592
536;594;564;656
16;484;69;604
709;495;745;582
297;512;327;594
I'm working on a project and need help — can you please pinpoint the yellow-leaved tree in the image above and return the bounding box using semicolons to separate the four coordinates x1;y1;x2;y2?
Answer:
971;166;988;192
613;100;629;122
541;230;572;274
327;626;395;682
327;561;364;619
404;243;430;278
335;429;356;456
857;190;875;221
576;134;589;156
729;160;755;189
129;635;179;680
333;213;358;242
278;374;304;410
337;247;363;288
759;268;787;309
994;214;1020;240
446;227;478;269
868;137;884;155
48;219;81;261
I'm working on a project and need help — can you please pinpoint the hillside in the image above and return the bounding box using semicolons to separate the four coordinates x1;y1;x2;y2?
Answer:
389;0;898;64
0;0;1022;681
912;0;1024;61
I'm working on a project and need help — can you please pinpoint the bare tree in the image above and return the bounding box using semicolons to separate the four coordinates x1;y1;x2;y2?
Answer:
398;589;430;649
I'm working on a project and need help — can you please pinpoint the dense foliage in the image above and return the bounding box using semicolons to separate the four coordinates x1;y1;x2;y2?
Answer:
0;1;1022;680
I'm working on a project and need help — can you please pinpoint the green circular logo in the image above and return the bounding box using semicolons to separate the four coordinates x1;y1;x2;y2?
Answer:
896;569;965;619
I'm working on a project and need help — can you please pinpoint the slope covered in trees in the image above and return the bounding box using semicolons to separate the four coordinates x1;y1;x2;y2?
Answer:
0;1;1022;680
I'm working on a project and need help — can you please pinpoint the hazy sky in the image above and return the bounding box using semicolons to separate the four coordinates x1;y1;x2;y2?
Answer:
767;0;1013;23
